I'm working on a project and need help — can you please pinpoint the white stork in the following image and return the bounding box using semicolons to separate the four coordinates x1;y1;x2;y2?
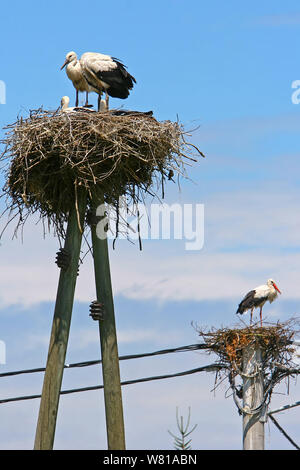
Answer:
60;51;136;111
236;279;281;326
60;52;91;108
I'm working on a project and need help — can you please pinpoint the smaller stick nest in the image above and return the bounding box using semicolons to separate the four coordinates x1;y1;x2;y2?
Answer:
196;321;300;416
196;320;297;372
1;108;203;236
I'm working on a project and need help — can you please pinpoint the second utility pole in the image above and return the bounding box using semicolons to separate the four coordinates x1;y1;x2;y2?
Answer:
242;343;265;450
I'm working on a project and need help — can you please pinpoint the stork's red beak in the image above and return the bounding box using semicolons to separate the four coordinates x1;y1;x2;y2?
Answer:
273;282;281;294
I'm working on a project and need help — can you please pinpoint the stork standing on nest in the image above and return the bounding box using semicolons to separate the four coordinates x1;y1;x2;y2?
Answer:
236;279;281;326
60;52;92;108
60;51;136;111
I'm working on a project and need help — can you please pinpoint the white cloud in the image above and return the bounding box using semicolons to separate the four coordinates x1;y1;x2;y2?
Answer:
108;250;298;302
1;247;297;306
68;327;177;350
0;181;300;307
205;188;300;249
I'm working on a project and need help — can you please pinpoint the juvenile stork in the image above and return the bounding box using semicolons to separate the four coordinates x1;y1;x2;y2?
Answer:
61;51;136;111
60;95;105;113
236;279;281;326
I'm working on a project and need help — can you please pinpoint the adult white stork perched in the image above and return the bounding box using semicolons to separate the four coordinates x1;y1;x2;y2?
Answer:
236;279;281;326
60;51;136;111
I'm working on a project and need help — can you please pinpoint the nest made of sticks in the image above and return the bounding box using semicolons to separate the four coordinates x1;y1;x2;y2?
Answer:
0;108;204;238
196;320;298;373
196;320;300;416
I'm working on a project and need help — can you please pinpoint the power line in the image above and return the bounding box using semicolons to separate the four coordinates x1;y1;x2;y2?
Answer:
1;341;298;380
1;339;300;451
0;343;208;379
0;363;225;405
269;414;300;450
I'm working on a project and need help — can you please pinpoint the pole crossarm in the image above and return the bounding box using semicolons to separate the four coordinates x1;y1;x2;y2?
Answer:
268;400;300;416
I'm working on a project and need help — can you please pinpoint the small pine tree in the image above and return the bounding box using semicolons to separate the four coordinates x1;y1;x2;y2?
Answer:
168;407;197;450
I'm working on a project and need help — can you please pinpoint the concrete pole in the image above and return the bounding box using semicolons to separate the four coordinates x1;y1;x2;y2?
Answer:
242;343;265;450
34;190;87;450
91;196;126;450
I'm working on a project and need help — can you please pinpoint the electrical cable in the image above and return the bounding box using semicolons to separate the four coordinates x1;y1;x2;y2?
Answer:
0;343;208;378
269;414;300;450
0;362;225;405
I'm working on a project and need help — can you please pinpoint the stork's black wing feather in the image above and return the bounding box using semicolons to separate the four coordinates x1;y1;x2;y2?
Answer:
112;59;137;83
236;289;269;314
95;60;136;99
236;290;256;314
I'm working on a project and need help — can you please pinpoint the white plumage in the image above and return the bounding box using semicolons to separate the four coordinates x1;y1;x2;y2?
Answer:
61;51;136;111
60;52;92;108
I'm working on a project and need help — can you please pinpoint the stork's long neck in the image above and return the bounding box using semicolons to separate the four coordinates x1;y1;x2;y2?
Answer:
66;59;82;80
61;100;69;111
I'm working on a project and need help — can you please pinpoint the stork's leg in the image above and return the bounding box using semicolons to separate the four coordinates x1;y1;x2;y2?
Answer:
75;90;79;107
260;306;263;327
105;91;109;110
84;91;89;107
97;94;101;112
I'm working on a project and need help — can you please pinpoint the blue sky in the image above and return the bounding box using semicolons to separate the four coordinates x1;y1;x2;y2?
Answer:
0;0;300;450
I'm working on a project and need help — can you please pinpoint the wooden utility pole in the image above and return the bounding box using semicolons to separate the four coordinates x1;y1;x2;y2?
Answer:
242;343;265;450
34;191;87;450
91;196;126;450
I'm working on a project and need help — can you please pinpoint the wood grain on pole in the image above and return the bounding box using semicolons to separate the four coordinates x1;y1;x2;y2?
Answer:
91;197;126;450
242;344;265;450
34;190;87;450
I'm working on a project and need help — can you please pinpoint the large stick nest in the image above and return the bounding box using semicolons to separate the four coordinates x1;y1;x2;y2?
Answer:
0;108;203;237
196;320;298;373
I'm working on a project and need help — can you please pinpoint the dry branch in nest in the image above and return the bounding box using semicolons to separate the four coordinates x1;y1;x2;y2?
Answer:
0;108;204;239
